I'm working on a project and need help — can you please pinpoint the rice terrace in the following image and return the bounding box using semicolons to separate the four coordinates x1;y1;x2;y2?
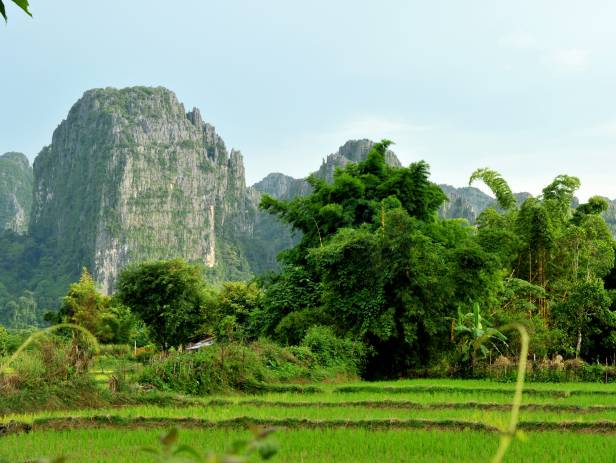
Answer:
4;1;616;462
7;376;616;461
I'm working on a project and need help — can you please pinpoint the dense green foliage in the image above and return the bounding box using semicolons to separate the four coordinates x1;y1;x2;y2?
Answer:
139;334;362;395
115;259;213;349
472;168;616;361
258;141;502;377
0;334;102;413
0;230;73;328
56;268;136;344
82;141;616;380
4;138;616;385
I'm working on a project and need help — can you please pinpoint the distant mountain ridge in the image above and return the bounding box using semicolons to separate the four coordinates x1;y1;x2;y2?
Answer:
252;139;399;198
250;142;533;225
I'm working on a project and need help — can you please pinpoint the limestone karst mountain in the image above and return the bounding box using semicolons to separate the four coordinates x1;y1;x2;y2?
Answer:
29;86;259;293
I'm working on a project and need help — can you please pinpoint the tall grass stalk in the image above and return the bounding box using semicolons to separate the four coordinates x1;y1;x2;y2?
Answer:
0;323;100;375
491;323;529;463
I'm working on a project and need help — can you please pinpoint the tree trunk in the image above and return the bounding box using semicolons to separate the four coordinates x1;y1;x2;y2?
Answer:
576;329;582;358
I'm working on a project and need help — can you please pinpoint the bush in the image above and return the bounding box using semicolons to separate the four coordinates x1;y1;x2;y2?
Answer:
2;337;94;390
0;336;103;413
250;339;307;382
300;326;366;374
139;335;364;395
2;328;36;354
274;308;328;345
478;357;616;383
139;344;269;395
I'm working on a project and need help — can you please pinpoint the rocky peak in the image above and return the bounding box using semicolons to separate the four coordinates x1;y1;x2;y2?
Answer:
1;152;30;168
316;139;401;182
253;173;312;201
187;107;204;128
30;86;255;292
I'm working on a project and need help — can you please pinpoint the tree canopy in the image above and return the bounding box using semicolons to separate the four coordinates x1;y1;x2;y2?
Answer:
260;140;501;377
115;259;213;349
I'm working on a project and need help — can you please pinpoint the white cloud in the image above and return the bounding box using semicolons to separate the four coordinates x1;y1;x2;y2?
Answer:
579;120;616;137
549;48;589;72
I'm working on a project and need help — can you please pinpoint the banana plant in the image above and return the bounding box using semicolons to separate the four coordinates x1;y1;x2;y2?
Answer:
454;302;507;366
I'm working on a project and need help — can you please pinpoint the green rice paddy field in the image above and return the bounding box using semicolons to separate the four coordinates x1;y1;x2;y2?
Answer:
3;379;616;462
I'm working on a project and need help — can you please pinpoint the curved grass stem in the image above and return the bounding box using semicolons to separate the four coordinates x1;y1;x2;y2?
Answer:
0;323;100;375
491;323;529;463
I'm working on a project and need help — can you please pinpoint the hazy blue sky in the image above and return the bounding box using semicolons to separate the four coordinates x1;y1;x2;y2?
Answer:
2;1;616;200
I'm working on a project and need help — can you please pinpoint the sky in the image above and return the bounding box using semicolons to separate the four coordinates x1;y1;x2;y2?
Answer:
2;1;616;201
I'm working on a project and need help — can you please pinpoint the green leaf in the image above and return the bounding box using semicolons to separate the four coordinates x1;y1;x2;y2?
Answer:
0;2;7;21
11;0;32;16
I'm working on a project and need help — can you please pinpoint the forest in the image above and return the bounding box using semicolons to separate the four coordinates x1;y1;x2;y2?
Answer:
4;140;615;380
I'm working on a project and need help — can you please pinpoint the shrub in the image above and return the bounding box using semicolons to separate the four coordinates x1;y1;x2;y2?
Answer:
139;335;363;395
300;326;366;374
2;337;94;390
274;308;328;345
139;344;270;395
479;357;616;383
0;336;103;413
250;339;307;382
134;344;158;364
3;328;37;354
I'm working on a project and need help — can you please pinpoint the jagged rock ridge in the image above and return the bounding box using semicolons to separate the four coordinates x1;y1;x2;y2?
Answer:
253;139;400;197
315;139;401;182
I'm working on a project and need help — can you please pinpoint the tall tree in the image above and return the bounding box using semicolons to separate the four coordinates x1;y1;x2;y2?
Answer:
116;259;211;349
261;141;500;377
553;278;613;358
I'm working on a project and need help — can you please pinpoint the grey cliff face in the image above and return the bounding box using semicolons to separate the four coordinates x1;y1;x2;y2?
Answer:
0;152;33;234
252;173;312;201
438;185;495;222
31;87;254;292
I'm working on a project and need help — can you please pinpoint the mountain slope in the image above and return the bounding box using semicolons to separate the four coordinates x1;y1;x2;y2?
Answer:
0;152;33;234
